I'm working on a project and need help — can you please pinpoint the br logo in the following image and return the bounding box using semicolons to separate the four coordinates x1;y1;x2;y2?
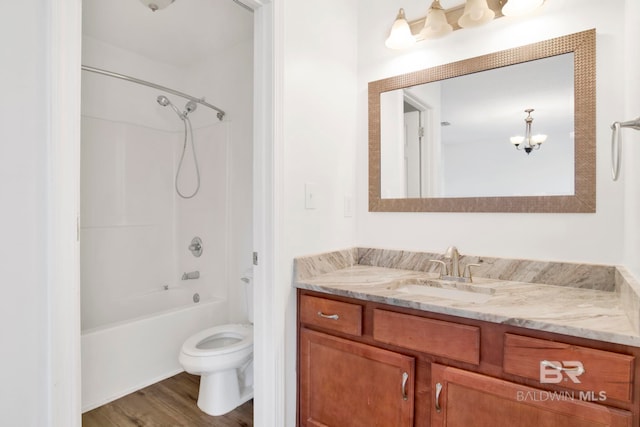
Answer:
539;360;585;384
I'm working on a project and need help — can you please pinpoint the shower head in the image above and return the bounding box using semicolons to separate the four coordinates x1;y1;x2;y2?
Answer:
157;95;184;119
184;101;197;115
157;95;170;107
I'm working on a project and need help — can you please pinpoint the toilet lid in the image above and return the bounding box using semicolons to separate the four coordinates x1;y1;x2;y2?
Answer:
182;324;253;357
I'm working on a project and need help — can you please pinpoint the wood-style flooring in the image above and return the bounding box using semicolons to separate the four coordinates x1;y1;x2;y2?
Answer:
82;372;253;426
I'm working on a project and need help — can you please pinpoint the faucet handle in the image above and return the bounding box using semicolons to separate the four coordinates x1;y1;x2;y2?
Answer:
463;263;482;282
429;260;447;278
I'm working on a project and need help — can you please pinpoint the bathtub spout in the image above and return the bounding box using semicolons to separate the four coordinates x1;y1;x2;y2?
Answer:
182;271;200;280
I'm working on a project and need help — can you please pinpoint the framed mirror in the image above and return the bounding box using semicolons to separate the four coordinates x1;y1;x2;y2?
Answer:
368;29;595;213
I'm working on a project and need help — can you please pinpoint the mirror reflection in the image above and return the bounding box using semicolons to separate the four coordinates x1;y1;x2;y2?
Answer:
369;29;595;213
380;53;575;199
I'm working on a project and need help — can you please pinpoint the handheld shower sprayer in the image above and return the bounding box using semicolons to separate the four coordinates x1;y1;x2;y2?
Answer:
185;100;197;115
156;95;170;106
157;95;184;119
156;95;198;118
156;94;201;199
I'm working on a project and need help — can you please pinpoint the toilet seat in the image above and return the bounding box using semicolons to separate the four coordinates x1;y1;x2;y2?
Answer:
182;324;253;357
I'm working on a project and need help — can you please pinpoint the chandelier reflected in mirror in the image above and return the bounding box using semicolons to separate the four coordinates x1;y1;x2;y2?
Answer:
510;108;547;154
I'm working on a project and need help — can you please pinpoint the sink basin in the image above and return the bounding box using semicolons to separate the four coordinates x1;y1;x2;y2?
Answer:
388;278;495;304
392;285;493;303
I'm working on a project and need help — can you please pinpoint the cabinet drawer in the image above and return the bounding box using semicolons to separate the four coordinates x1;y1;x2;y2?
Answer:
503;333;635;402
299;295;362;336
373;309;480;365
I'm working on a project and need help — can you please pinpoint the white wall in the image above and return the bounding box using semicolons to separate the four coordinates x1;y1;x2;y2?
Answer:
81;35;232;323
80;117;175;329
184;38;255;323
279;0;359;424
0;2;50;425
623;0;640;278
357;0;626;264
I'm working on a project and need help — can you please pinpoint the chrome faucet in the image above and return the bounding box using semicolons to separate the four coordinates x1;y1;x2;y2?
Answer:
181;271;200;280
429;246;481;283
444;246;461;278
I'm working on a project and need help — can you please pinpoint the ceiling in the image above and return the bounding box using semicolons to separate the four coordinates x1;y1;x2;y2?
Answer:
82;0;254;68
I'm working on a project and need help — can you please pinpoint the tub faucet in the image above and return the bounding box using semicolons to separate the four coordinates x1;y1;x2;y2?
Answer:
182;271;200;280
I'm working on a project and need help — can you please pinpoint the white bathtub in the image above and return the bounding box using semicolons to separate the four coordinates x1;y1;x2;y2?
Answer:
81;293;228;412
83;284;212;331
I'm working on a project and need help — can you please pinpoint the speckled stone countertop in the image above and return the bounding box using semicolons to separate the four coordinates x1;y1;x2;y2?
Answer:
293;248;640;347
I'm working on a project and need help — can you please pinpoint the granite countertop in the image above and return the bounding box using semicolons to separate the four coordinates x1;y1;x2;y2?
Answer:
293;248;640;347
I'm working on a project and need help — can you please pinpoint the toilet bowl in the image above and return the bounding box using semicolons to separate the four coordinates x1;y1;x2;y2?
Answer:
179;323;253;416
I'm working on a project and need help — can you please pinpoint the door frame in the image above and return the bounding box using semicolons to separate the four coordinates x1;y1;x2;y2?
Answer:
50;0;282;425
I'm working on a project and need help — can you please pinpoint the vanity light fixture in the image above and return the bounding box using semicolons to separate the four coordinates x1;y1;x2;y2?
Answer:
385;8;416;49
385;0;545;49
458;0;495;28
139;0;175;12
510;108;547;154
420;0;453;39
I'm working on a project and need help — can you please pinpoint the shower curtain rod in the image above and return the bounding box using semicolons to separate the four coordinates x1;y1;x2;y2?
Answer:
81;65;225;121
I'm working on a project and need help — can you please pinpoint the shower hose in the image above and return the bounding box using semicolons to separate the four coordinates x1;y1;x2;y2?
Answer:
175;116;201;199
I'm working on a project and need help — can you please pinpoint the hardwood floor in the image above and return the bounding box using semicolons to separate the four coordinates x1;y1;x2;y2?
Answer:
82;372;253;426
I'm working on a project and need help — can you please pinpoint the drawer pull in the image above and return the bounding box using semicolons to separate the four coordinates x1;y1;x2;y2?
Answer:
435;382;443;413
317;311;339;320
541;360;586;375
401;372;409;401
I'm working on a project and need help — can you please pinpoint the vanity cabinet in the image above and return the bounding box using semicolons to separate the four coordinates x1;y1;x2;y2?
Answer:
430;363;632;427
298;294;415;426
299;328;415;427
297;290;639;427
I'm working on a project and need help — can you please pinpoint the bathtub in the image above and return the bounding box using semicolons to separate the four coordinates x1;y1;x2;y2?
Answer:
83;284;213;331
81;289;228;412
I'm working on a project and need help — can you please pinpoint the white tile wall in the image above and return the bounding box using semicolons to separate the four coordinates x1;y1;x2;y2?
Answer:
80;115;229;330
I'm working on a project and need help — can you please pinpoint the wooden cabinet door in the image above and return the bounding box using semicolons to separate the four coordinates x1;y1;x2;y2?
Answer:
431;364;632;427
299;328;415;427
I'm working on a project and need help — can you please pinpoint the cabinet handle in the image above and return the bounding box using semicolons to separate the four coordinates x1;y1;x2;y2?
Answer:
401;372;409;401
541;360;585;375
435;382;443;413
317;311;339;320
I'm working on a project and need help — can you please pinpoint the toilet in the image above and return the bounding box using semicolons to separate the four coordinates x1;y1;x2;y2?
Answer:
179;275;253;416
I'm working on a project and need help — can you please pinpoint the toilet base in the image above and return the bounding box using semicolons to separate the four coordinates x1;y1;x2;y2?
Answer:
197;368;254;416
